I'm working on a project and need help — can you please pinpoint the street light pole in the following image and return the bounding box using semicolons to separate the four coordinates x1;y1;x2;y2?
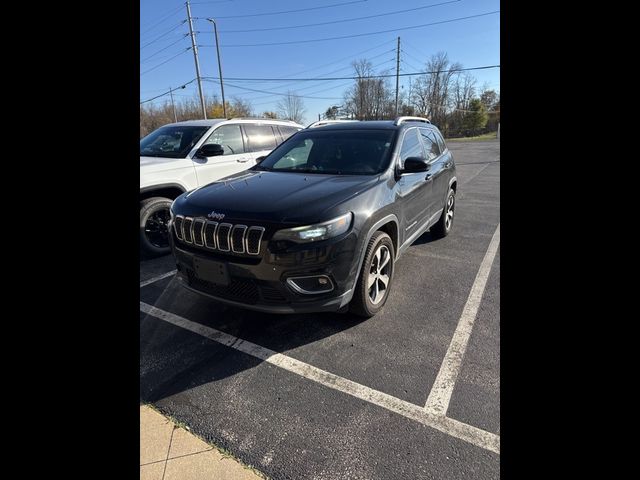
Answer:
207;18;227;118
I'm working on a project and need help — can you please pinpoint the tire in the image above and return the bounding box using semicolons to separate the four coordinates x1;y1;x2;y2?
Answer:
349;231;395;317
430;188;455;239
140;197;173;257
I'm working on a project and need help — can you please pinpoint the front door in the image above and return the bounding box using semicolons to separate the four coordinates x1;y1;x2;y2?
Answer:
192;124;252;186
395;127;432;241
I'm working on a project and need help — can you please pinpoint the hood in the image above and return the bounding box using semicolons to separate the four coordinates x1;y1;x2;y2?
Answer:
173;169;380;224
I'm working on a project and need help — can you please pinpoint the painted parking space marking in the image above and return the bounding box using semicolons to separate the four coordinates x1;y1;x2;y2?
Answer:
140;270;177;288
424;224;500;415
140;296;500;454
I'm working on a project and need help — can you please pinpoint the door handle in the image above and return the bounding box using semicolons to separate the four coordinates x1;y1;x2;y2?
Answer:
236;158;249;163
425;173;432;181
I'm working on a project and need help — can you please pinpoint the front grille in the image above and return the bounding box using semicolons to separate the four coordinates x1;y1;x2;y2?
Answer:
186;269;259;304
174;216;184;241
260;285;288;304
192;219;205;246
183;218;193;243
175;217;265;256
217;223;232;251
246;227;265;255
231;225;247;253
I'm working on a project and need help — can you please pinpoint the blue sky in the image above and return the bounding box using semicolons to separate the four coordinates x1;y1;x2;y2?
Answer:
140;0;500;125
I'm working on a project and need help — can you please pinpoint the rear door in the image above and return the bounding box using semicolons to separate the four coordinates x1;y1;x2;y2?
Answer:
395;127;432;240
419;127;453;219
242;123;279;163
192;124;251;186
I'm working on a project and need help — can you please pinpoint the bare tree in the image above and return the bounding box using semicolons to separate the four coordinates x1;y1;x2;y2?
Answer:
139;94;254;137
343;59;394;120
411;52;461;128
277;91;306;124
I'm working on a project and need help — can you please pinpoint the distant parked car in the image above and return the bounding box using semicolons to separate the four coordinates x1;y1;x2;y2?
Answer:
140;118;304;256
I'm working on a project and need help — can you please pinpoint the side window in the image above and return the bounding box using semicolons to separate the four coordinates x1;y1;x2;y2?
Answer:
419;128;440;161
432;130;447;152
273;126;284;145
244;124;278;152
399;129;424;168
203;124;245;155
279;126;301;141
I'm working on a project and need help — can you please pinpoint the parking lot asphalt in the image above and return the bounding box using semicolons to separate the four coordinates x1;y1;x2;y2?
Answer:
140;140;500;479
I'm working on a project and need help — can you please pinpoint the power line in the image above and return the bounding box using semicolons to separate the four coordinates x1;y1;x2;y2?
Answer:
140;79;197;104
401;48;426;68
203;79;343;100
141;48;192;76
199;11;500;48
141;35;189;63
274;39;395;79
219;0;460;34
140;3;184;36
201;64;500;82
198;0;368;20
140;21;187;50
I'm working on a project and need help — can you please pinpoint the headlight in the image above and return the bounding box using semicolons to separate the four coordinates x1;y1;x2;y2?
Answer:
272;213;353;243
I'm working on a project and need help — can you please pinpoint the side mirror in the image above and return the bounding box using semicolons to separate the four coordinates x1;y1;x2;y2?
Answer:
402;156;430;173
196;143;224;158
255;156;266;164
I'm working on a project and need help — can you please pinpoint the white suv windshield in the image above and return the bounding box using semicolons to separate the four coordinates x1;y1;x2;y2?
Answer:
140;125;210;158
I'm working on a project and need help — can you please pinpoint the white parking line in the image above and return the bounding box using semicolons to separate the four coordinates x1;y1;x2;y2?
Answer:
140;270;177;288
424;224;500;415
140;301;500;454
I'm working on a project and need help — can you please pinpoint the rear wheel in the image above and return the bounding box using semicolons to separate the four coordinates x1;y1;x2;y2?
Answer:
431;188;455;238
349;231;395;317
140;197;173;256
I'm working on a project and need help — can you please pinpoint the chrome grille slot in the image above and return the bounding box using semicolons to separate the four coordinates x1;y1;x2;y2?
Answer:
216;223;232;252
231;225;247;254
246;227;265;255
183;217;194;244
204;221;217;249
175;218;264;256
192;218;205;246
174;216;185;241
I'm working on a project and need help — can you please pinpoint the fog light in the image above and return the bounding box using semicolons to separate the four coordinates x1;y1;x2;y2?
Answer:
286;275;334;294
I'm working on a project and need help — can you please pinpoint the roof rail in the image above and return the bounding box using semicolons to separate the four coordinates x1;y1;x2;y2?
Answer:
306;119;360;128
393;116;430;126
229;117;299;124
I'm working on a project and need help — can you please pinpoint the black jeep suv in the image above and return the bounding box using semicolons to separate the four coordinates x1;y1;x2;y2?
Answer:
169;117;456;317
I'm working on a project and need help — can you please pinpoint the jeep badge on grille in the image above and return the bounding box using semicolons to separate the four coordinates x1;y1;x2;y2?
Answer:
207;211;225;221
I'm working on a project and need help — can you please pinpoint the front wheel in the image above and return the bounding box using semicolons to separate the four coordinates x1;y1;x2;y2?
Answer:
431;188;455;238
349;231;395;317
140;197;173;256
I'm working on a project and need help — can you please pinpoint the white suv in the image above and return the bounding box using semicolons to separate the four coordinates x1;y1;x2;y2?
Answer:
140;118;303;255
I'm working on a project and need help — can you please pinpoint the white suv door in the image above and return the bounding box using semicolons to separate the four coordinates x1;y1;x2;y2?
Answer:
192;124;252;186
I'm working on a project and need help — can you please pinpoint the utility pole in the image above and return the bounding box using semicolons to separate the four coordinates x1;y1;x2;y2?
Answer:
395;36;400;116
207;18;226;118
186;0;207;119
169;86;177;123
318;113;321;121
169;85;186;123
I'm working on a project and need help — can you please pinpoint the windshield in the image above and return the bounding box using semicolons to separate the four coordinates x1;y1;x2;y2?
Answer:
255;129;395;175
140;125;210;158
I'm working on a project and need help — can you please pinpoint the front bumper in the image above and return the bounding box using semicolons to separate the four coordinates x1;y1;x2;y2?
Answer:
170;232;359;314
